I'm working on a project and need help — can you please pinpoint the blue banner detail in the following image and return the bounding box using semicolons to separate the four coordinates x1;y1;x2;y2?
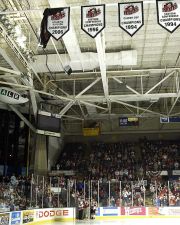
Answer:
11;211;21;225
96;207;100;216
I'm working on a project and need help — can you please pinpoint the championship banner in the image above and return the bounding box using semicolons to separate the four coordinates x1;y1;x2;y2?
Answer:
81;4;105;38
118;2;144;36
40;7;70;48
156;0;180;33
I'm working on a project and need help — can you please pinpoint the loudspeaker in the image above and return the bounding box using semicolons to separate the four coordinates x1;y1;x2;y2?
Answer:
64;65;72;76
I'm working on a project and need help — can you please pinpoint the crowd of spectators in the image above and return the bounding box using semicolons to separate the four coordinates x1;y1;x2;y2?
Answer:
0;139;180;213
0;175;64;212
141;140;180;172
0;175;31;211
150;181;180;207
52;143;86;171
56;140;180;181
54;140;180;208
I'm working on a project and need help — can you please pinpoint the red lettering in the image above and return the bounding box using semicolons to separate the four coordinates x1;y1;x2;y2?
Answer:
44;211;49;217
56;210;62;216
38;209;69;218
39;211;43;218
50;210;55;217
63;210;69;216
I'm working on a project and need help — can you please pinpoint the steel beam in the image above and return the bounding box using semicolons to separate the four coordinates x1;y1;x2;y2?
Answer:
168;90;180;115
145;71;175;94
113;100;166;117
95;34;110;112
79;100;107;111
9;105;36;132
113;77;141;95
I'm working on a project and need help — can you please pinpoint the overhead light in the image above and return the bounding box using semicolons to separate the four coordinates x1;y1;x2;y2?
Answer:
64;65;72;76
150;97;159;103
15;25;22;35
16;36;27;49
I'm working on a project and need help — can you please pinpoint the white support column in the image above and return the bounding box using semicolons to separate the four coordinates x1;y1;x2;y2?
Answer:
95;33;110;112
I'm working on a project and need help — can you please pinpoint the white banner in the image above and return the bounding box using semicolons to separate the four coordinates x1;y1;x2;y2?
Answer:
81;4;105;38
118;2;144;36
158;207;180;215
157;0;180;33
172;170;180;175
47;7;70;40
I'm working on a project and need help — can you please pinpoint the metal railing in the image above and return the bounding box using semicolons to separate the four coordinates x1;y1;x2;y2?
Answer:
0;175;179;212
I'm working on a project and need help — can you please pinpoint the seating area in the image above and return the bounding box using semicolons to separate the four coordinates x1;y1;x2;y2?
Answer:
0;140;180;212
56;140;180;180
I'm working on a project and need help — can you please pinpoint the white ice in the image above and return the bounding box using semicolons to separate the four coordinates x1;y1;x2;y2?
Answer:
43;218;180;225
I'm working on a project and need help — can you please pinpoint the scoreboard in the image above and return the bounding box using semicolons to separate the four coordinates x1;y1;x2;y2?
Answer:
119;117;139;126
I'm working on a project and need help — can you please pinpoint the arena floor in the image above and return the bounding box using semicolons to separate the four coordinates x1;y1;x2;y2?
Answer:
43;218;180;225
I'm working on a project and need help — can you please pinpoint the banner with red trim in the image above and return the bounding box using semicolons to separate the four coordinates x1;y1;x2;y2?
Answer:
118;2;144;36
81;4;105;38
156;0;180;33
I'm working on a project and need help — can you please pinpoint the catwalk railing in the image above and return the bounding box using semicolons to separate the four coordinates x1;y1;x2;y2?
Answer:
0;175;179;212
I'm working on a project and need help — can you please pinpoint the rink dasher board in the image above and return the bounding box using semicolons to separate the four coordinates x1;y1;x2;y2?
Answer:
95;215;180;219
1;207;180;225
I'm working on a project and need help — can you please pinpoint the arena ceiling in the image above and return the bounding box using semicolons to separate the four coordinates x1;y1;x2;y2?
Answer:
0;0;180;131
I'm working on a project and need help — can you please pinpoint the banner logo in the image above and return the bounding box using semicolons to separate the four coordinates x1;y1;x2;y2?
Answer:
118;2;144;36
51;11;65;20
162;2;177;12
157;0;180;33
81;4;105;38
124;5;139;15
86;7;101;18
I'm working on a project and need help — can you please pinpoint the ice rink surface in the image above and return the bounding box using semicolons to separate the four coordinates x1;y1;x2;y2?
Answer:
43;218;180;225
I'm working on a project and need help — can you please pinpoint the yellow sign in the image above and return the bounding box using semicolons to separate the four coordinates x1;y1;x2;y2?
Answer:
83;127;100;136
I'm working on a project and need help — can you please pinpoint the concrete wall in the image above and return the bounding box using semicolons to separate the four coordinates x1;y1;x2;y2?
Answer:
48;136;64;170
63;117;180;142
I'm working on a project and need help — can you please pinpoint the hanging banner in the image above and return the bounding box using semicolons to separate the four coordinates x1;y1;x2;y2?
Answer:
81;4;105;38
40;7;70;48
118;2;144;36
156;0;180;33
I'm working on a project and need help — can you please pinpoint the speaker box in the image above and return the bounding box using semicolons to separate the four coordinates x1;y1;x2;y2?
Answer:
64;65;72;75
